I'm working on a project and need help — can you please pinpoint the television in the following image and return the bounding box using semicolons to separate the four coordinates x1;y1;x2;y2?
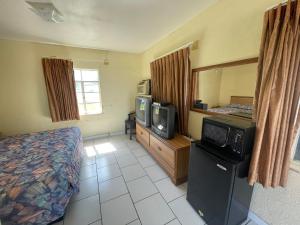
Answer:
135;96;152;127
151;102;176;139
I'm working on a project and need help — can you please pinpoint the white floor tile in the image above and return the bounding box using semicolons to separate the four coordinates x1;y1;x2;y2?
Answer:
64;195;101;225
169;195;205;225
127;219;141;225
81;156;96;167
101;194;138;225
80;164;97;180
96;154;117;168
155;178;186;202
98;164;122;182
166;219;181;225
121;164;146;182
71;177;98;202
111;141;128;149
114;146;132;157
94;143;117;158
131;147;148;157
116;154;138;168
135;193;175;225
127;176;158;202
99;176;128;202
145;165;168;182
93;138;110;145
90;220;102;225
137;155;156;168
127;141;142;149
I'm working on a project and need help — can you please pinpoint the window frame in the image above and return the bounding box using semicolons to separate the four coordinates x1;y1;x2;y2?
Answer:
74;68;103;116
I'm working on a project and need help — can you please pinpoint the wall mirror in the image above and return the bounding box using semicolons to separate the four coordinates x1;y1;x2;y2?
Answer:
191;58;258;120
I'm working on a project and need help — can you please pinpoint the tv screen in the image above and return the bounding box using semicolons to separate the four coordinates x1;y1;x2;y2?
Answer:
152;106;168;132
136;98;146;122
151;103;176;139
135;96;152;127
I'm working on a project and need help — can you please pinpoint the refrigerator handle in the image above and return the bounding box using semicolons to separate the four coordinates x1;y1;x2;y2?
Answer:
217;163;227;171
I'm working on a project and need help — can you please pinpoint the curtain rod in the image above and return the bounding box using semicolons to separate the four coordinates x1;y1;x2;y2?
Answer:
153;41;194;61
42;56;105;62
266;0;292;11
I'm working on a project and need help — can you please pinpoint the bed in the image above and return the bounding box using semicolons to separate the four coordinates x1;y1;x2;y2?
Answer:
0;127;82;225
208;96;254;119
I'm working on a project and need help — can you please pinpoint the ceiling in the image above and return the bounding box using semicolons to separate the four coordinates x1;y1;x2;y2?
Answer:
0;0;217;53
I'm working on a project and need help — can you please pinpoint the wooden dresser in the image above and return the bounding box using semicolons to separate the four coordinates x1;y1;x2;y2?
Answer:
136;122;190;185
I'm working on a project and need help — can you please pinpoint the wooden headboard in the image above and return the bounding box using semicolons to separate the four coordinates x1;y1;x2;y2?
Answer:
230;96;254;105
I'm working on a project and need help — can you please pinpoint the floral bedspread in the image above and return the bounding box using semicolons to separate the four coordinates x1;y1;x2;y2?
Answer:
0;127;82;225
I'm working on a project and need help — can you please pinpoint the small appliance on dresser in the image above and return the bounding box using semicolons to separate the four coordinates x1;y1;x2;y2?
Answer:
187;115;255;225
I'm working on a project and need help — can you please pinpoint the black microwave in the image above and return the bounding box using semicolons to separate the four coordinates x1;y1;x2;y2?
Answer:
201;115;256;160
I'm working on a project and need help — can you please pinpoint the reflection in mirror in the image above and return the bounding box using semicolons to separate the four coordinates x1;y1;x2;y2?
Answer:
291;130;300;172
193;62;258;119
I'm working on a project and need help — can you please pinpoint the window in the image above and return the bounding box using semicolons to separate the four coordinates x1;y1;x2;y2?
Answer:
74;69;102;115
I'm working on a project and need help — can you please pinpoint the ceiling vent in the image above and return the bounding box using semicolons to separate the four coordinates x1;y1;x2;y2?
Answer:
26;1;64;23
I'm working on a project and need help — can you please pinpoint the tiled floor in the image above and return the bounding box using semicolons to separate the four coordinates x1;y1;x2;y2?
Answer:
54;134;258;225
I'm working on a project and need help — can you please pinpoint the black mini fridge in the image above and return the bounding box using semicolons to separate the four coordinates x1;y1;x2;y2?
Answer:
187;142;254;225
187;115;255;225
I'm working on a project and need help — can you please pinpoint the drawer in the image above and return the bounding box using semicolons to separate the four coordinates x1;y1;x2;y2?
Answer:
150;135;175;168
148;146;175;177
136;123;150;146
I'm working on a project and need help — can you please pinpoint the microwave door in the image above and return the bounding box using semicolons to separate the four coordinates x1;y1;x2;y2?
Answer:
203;123;230;147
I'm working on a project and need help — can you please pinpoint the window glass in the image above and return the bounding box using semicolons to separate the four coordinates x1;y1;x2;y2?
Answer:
74;69;82;81
84;82;99;93
82;70;99;81
85;93;100;103
74;69;102;115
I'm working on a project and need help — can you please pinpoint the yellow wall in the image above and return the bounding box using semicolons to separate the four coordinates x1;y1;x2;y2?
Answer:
218;63;257;106
0;39;142;137
197;69;222;108
197;63;257;108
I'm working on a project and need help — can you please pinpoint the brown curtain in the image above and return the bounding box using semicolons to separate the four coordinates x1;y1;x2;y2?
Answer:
249;0;300;187
42;58;80;122
150;47;191;135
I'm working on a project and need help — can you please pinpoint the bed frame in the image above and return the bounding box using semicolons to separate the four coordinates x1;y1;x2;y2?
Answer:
230;96;254;105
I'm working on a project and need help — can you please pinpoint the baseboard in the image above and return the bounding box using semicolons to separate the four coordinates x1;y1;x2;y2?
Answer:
248;211;269;225
83;130;125;141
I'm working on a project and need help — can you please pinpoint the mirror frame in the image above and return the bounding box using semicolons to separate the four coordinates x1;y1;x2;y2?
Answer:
190;57;259;116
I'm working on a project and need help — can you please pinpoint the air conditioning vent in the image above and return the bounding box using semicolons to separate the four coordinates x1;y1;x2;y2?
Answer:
26;1;64;23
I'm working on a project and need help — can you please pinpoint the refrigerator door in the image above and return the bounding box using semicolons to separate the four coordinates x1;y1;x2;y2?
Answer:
187;143;236;225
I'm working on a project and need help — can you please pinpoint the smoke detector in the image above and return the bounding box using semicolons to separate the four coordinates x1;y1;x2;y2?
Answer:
26;1;64;23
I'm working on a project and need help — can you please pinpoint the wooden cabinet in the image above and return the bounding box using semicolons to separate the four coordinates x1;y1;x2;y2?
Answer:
136;122;190;185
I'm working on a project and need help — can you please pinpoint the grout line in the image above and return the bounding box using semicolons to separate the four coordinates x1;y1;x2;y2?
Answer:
115;159;143;225
125;218;140;225
133;191;159;204
100;192;129;204
95;155;103;224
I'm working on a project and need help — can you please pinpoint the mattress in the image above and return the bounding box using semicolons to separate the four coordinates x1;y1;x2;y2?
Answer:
207;104;252;119
0;127;82;225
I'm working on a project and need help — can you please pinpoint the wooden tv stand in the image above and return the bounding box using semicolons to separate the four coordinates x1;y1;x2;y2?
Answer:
136;122;190;185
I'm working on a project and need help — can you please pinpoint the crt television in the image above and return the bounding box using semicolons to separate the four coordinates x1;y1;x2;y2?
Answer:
135;96;152;127
151;102;176;139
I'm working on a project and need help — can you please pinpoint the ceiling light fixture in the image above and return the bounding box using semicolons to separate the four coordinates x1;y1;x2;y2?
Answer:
26;1;64;23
